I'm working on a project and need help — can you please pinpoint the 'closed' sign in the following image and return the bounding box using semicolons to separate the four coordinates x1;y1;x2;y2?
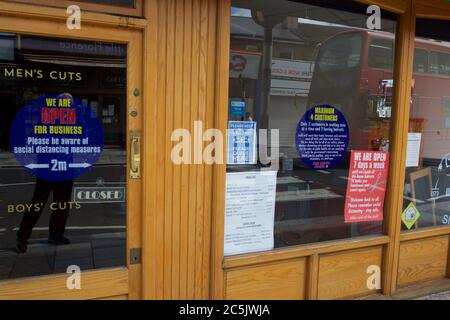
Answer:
73;187;126;203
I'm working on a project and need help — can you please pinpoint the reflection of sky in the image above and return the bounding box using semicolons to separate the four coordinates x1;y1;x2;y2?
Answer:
231;7;251;17
231;7;354;30
297;18;350;29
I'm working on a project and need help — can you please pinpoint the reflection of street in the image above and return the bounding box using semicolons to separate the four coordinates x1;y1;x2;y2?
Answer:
273;166;382;247
416;199;450;226
0;149;126;279
0;165;126;236
0;233;125;279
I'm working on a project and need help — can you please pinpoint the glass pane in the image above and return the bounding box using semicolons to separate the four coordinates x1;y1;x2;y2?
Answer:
402;19;450;231
429;51;450;76
413;48;428;73
0;35;127;279
368;38;394;70
226;0;397;255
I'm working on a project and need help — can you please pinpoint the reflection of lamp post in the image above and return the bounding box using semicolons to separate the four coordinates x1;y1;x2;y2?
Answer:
251;10;285;131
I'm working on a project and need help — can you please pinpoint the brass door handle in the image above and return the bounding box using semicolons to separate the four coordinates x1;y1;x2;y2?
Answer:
130;130;141;179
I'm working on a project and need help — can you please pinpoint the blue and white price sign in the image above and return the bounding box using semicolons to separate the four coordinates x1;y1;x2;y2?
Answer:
10;94;104;181
227;121;257;165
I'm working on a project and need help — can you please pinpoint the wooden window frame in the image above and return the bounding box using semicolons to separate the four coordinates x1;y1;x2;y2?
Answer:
6;0;143;17
415;0;450;20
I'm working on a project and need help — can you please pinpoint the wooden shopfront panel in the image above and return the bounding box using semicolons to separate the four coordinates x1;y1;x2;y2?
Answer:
397;236;449;286
4;0;450;302
140;0;231;300
317;246;383;300
225;259;307;300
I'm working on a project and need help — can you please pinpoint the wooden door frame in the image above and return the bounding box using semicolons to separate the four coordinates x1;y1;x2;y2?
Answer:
0;1;145;300
381;0;416;296
6;0;144;17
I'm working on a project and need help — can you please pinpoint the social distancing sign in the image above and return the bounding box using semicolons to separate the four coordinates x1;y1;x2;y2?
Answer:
10;94;103;181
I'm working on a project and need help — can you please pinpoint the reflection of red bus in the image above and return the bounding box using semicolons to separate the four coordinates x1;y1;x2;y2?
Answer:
308;30;450;161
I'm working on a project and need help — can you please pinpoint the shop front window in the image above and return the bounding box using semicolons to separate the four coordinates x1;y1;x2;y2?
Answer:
225;0;397;256
402;19;450;231
0;34;127;279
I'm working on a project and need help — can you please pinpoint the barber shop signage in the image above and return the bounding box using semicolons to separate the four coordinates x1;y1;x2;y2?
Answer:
10;94;104;181
344;150;389;223
296;105;349;170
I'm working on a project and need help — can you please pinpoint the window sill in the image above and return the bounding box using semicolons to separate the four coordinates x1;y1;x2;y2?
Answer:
400;225;450;241
223;234;390;269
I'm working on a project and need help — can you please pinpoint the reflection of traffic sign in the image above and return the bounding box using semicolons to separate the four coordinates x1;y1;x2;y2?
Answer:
402;202;421;230
73;187;126;203
229;50;261;80
229;100;246;117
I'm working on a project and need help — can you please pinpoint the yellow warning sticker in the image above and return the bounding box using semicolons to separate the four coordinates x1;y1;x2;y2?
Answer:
402;202;421;230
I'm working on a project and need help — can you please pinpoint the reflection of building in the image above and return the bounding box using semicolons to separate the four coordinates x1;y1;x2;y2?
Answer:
0;35;127;149
229;14;354;157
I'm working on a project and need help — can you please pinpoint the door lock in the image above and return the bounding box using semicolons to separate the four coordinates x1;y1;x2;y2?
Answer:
130;248;142;265
130;130;141;179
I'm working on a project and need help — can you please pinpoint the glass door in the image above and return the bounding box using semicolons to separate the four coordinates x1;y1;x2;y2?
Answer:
0;28;143;299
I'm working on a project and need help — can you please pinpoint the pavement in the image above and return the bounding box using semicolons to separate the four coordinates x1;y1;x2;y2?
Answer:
414;291;450;300
0;149;127;280
0;232;125;279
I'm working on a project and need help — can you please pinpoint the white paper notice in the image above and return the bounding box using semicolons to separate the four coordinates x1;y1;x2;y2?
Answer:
406;133;422;167
224;171;277;256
